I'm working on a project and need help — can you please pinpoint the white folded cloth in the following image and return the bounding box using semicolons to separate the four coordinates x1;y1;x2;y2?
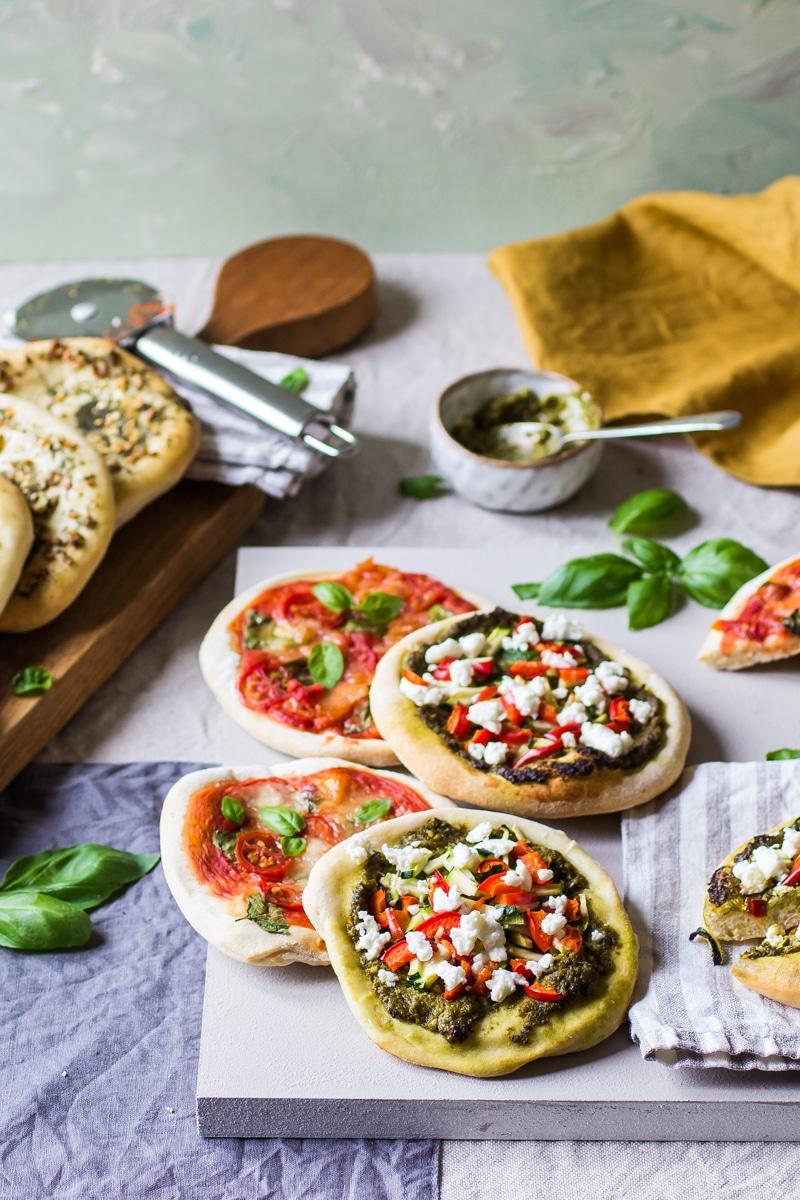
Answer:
177;344;355;498
623;760;800;1070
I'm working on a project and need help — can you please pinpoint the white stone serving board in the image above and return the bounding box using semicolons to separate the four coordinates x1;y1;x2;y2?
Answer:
196;546;800;1140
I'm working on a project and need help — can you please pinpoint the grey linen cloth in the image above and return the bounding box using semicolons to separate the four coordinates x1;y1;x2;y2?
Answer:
0;762;437;1200
623;760;800;1070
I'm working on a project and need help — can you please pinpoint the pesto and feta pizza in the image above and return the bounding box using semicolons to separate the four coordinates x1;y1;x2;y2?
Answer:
199;559;487;767
303;808;638;1077
369;608;690;818
0;338;199;527
731;924;800;1009
703;816;800;941
159;759;452;966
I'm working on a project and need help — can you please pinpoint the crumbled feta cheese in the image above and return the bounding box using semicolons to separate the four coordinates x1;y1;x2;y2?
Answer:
475;837;517;858
468;741;487;762
502;622;537;652
483;741;508;767
459;632;486;657
502;860;533;891
540;649;578;669
346;834;371;864
558;701;588;725
595;661;628;694
471;951;489;975
436;961;467;991
765;924;785;949
399;677;445;707
781;826;800;860
450;909;507;961
536;868;554;883
382;843;433;873
541;912;567;937
544;894;568;914
407;904;420;915
731;859;769;894
552;686;568;700
467;698;505;734
425;638;464;664
452;843;480;871
590;929;604;943
500;676;547;717
579;722;634;758
574;674;607;711
355;911;390;961
487;968;528;1002
466;821;494;844
561;732;577;749
377;968;399;986
405;930;434;961
448;658;475;687
628;697;655;725
541;614;584;642
433;885;464;913
752;844;792;882
527;952;554;978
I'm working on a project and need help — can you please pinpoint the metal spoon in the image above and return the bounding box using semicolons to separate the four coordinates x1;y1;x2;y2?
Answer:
491;410;742;460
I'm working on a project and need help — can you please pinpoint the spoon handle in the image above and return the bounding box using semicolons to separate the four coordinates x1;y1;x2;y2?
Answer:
567;410;741;443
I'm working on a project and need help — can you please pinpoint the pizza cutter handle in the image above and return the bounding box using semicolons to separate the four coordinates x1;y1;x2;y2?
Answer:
134;325;358;458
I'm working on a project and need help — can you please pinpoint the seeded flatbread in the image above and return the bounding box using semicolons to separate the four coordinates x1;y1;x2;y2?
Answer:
0;398;114;631
0;338;199;526
0;475;33;616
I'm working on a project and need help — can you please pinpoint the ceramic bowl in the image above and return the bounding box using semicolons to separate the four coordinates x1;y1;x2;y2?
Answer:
430;367;603;513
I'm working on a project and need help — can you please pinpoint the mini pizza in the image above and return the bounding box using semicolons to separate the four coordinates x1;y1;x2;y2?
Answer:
0;397;115;631
159;758;453;966
368;608;690;818
0;476;33;617
0;338;199;527
199;559;488;767
703;817;800;941
698;554;800;670
303;808;638;1077
731;924;800;1008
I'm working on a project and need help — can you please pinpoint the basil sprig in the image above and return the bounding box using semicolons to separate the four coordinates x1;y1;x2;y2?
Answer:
311;582;354;613
281;836;307;857
258;806;306;837
11;666;53;697
311;582;405;629
308;641;345;689
0;844;159;951
609;488;687;535
398;474;449;500
355;798;393;825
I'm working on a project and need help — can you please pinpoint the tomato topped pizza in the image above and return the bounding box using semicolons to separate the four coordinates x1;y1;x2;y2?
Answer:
159;759;453;966
199;559;486;766
699;554;800;670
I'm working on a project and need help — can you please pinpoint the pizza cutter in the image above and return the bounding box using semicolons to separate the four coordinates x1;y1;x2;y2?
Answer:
8;277;358;458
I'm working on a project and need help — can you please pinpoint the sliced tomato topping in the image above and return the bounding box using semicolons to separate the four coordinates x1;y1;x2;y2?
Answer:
305;812;344;845
235;830;288;879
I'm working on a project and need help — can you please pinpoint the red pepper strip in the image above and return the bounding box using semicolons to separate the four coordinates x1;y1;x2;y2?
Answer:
500;728;531;746
782;857;800;887
477;873;518;898
414;911;462;937
446;703;472;740
508;661;548;680
399;896;418;911
527;909;554;952
502;890;534;907
558;666;589;686
539;701;559;725
563;897;580;922
512;839;533;858
519;850;549;876
559;926;583;954
443;983;465;1000
432;659;455;681
609;696;631;725
745;896;768;917
466;728;493;748
549;722;582;740
382;939;415;970
386;907;408;940
473;967;493;995
471;658;495;678
476;685;499;702
370;887;388;928
500;695;524;726
402;668;426;686
477;857;508;875
429;870;449;904
535;641;570;654
524;984;564;1002
514;741;564;769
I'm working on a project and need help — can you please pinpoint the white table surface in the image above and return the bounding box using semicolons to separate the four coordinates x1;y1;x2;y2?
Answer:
9;252;800;1198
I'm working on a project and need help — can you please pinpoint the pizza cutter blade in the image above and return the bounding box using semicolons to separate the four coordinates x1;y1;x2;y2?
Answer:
8;277;358;459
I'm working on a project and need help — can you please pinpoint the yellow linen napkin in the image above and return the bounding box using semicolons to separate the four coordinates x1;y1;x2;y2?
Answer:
489;176;800;486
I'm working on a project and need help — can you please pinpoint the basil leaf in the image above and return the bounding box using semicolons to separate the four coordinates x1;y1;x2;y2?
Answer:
281;836;307;858
0;844;160;911
245;892;289;934
258;806;306;837
536;554;644;609
212;829;240;863
355;798;393;825
311;582;354;613
308;641;345;689
621;538;682;575
358;592;404;624
279;366;310;393
766;748;800;761
609;489;687;535
0;892;92;951
398;474;449;500
678;539;768;609
221;796;245;827
626;575;673;630
11;666;53;697
511;583;541;600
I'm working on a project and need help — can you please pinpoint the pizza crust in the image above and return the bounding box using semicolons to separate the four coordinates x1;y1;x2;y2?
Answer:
303;807;638;1077
698;554;800;670
731;951;800;1008
703;818;800;941
368;613;691;819
0;397;115;631
199;568;491;767
159;758;454;967
0;338;199;527
0;476;33;617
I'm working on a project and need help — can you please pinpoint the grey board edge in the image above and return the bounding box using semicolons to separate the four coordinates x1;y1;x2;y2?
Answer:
197;1097;800;1141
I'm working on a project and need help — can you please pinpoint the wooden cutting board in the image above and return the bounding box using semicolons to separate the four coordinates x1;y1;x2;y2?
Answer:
0;481;264;792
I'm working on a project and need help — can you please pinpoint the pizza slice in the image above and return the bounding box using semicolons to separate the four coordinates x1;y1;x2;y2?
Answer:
703;816;800;941
303;807;638;1076
730;924;800;1008
199;558;488;766
159;758;452;966
698;554;800;670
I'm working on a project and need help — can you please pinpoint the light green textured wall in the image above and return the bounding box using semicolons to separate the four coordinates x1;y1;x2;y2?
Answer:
1;0;800;259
